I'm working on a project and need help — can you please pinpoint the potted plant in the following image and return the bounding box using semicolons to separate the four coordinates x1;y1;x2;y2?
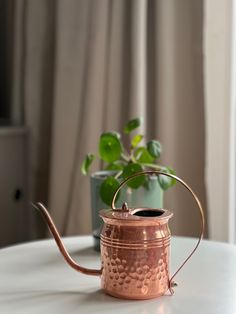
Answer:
81;117;176;250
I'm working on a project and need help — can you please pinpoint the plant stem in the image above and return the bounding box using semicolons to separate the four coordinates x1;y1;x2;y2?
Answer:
114;170;122;179
121;153;130;162
141;163;163;170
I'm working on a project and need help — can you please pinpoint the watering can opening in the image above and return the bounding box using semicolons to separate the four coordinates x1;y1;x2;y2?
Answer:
133;209;165;217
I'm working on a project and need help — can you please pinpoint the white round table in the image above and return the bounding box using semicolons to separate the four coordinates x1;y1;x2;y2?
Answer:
0;236;236;314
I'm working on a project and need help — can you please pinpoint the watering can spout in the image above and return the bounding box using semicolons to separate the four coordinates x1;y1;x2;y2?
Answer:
32;202;102;276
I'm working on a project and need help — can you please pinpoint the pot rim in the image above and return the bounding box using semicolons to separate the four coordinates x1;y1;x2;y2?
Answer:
91;170;159;181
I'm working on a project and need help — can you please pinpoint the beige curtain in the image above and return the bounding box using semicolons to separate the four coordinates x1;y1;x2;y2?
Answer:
10;0;207;239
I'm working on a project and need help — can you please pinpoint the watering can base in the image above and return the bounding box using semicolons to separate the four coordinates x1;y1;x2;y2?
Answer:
103;289;167;300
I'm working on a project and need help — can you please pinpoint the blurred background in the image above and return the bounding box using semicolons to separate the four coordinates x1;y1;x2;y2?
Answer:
0;0;235;247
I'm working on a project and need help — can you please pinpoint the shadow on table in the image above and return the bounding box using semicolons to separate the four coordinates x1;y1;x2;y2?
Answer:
0;288;170;305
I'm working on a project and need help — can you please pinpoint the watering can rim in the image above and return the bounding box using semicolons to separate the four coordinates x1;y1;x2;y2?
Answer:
99;205;173;222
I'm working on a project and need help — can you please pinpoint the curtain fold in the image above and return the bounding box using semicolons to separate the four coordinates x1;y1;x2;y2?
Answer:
154;0;207;236
9;0;207;239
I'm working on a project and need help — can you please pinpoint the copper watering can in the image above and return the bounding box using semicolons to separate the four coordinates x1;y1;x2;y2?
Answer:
33;171;204;300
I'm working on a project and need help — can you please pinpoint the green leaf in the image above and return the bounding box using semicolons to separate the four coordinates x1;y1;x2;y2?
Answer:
109;131;121;140
81;154;95;175
124;117;142;134
131;134;143;148
99;132;122;163
122;163;145;189
142;177;151;190
147;140;162;159
134;147;154;163
100;176;120;206
158;166;176;190
105;162;124;171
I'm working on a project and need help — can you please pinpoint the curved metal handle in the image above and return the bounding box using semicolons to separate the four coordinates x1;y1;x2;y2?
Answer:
32;202;102;276
111;170;205;292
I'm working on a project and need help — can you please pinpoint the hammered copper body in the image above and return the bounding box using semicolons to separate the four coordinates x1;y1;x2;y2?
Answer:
33;170;205;300
99;205;173;299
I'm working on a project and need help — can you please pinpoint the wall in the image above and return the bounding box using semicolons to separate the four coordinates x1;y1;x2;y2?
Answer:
0;127;29;247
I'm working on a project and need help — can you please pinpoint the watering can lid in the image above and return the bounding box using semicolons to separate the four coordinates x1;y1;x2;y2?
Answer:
99;202;173;223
